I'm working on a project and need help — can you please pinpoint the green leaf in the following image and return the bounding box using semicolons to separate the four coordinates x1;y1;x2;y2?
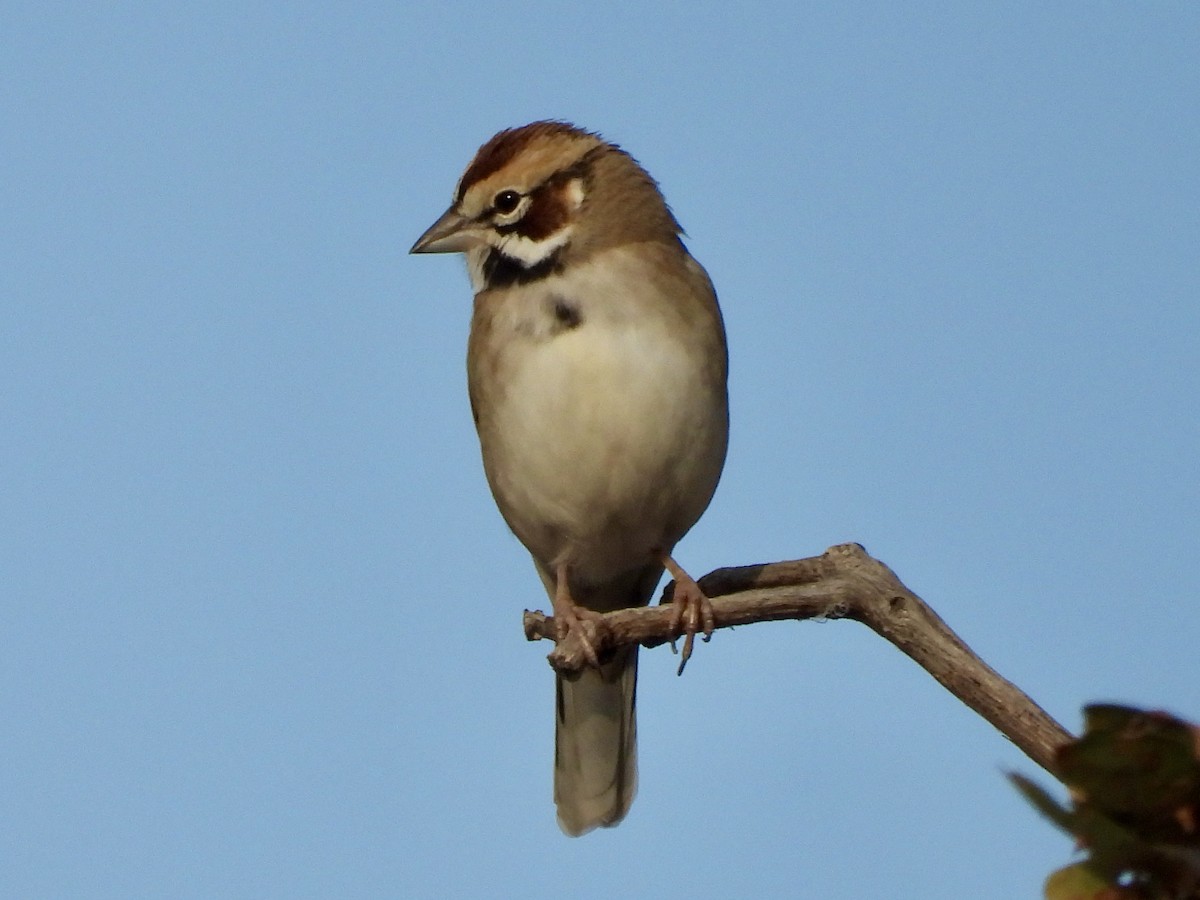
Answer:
1009;772;1076;835
1042;862;1117;900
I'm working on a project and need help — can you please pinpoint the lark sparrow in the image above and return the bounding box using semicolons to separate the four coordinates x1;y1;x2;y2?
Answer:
411;121;728;835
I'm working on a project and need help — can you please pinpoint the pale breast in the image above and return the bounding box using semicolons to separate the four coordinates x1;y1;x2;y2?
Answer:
468;245;728;585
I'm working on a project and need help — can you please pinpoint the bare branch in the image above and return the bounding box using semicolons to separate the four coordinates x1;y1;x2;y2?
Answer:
523;542;1072;776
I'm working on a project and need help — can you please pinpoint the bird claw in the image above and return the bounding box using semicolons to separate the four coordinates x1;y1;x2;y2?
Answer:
552;604;603;669
666;571;715;676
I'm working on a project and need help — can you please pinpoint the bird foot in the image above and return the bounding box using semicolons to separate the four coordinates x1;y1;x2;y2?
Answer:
662;557;714;675
550;597;604;670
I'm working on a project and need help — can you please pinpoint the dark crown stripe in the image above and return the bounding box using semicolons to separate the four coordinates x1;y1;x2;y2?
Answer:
455;121;596;202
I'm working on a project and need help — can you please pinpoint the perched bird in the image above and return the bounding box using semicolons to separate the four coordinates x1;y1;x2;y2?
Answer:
411;121;728;835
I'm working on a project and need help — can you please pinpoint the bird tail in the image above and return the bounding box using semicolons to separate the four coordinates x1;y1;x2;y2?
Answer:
553;644;638;836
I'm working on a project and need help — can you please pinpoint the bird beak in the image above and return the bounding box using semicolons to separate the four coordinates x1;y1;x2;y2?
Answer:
410;206;484;254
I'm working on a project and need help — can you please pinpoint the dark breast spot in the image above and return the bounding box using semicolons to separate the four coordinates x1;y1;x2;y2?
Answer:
549;295;583;331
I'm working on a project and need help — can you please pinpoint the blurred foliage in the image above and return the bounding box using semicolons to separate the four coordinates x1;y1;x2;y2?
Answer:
1012;704;1200;899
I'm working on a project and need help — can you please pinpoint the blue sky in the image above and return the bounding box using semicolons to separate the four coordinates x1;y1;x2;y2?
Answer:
3;3;1198;897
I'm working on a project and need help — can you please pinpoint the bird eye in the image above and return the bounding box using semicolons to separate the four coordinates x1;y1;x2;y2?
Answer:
493;190;522;215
